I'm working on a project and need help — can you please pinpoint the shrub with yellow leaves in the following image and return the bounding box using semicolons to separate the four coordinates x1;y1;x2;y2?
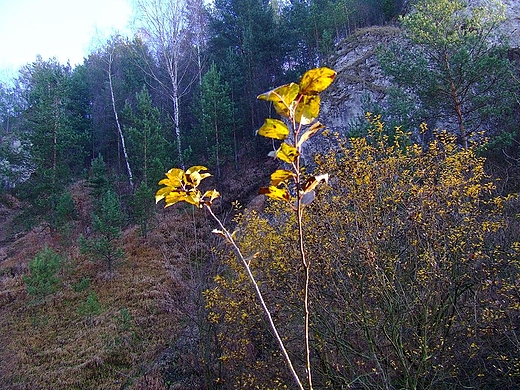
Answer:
205;114;519;389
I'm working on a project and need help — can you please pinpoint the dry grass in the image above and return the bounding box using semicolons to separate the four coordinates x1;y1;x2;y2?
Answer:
0;183;217;389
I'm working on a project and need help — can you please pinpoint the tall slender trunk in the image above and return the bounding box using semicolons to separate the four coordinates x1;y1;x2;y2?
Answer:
52;96;58;188
444;51;468;148
108;54;134;189
143;124;148;186
170;58;185;169
51;93;59;230
213;99;220;180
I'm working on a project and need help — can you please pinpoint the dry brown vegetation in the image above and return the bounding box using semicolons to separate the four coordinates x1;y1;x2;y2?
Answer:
0;179;221;389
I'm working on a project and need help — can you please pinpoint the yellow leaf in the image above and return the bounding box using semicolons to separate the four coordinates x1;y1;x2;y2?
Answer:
159;167;184;188
184;190;202;207
257;118;290;140
297;121;325;147
202;189;221;204
163;191;190;207
276;142;299;163
185;166;211;187
299;67;337;96
155;186;173;203
270;169;295;186
259;186;291;202
257;83;300;118
294;95;320;125
186;165;209;175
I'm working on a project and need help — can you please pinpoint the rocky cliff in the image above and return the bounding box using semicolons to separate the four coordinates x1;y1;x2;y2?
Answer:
316;0;520;158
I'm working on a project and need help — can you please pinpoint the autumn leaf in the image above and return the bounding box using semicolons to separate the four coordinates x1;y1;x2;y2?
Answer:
299;67;337;96
271;169;295;186
276;142;299;164
301;173;329;194
257;118;290;140
185;166;211;187
259;186;291;202
297;122;325;147
202;189;221;205
158;168;184;188
294;95;320;125
163;190;190;207
257;83;300;118
184;190;202;207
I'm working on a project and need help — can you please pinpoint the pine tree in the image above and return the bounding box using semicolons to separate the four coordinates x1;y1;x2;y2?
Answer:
24;247;63;305
379;0;515;147
124;86;171;188
18;57;89;228
80;189;125;273
196;64;235;180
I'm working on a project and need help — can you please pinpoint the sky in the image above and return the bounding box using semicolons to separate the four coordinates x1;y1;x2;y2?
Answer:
0;0;133;82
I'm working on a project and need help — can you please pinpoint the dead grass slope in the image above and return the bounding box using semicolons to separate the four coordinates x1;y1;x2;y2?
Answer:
0;181;218;389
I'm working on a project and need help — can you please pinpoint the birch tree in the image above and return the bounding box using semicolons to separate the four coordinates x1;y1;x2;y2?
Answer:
106;40;134;189
134;0;198;169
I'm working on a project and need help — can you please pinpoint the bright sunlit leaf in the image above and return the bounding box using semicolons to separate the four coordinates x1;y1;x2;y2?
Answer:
159;167;184;188
185;166;211;187
202;189;221;204
294;95;320;125
257;118;290;140
163;191;190;207
259;186;291;202
299;67;337;96
155;186;173;203
276;142;299;163
257;83;300;118
186;165;209;175
297;122;325;147
270;169;295;186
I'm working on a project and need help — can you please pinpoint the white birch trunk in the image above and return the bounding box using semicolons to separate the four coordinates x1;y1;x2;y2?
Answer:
108;53;134;189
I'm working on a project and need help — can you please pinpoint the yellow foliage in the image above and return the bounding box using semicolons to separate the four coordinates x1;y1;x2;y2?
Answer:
206;116;520;388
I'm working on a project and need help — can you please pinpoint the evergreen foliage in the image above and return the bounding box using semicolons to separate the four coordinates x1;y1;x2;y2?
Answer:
87;154;110;201
15;58;89;228
130;181;155;238
379;0;516;147
23;247;63;304
194;64;235;179
77;291;102;320
80;189;125;273
124;86;171;187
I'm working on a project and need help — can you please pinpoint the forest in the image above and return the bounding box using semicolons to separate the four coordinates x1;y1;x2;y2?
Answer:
0;0;519;388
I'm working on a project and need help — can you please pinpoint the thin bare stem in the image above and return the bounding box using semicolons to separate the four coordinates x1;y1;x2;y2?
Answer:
293;101;313;390
204;205;305;390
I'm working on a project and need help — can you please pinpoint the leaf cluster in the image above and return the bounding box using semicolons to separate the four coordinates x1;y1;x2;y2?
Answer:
206;116;520;389
256;67;336;205
156;166;220;208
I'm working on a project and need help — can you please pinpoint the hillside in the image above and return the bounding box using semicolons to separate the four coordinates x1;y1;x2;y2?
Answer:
0;184;202;388
1;0;519;387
